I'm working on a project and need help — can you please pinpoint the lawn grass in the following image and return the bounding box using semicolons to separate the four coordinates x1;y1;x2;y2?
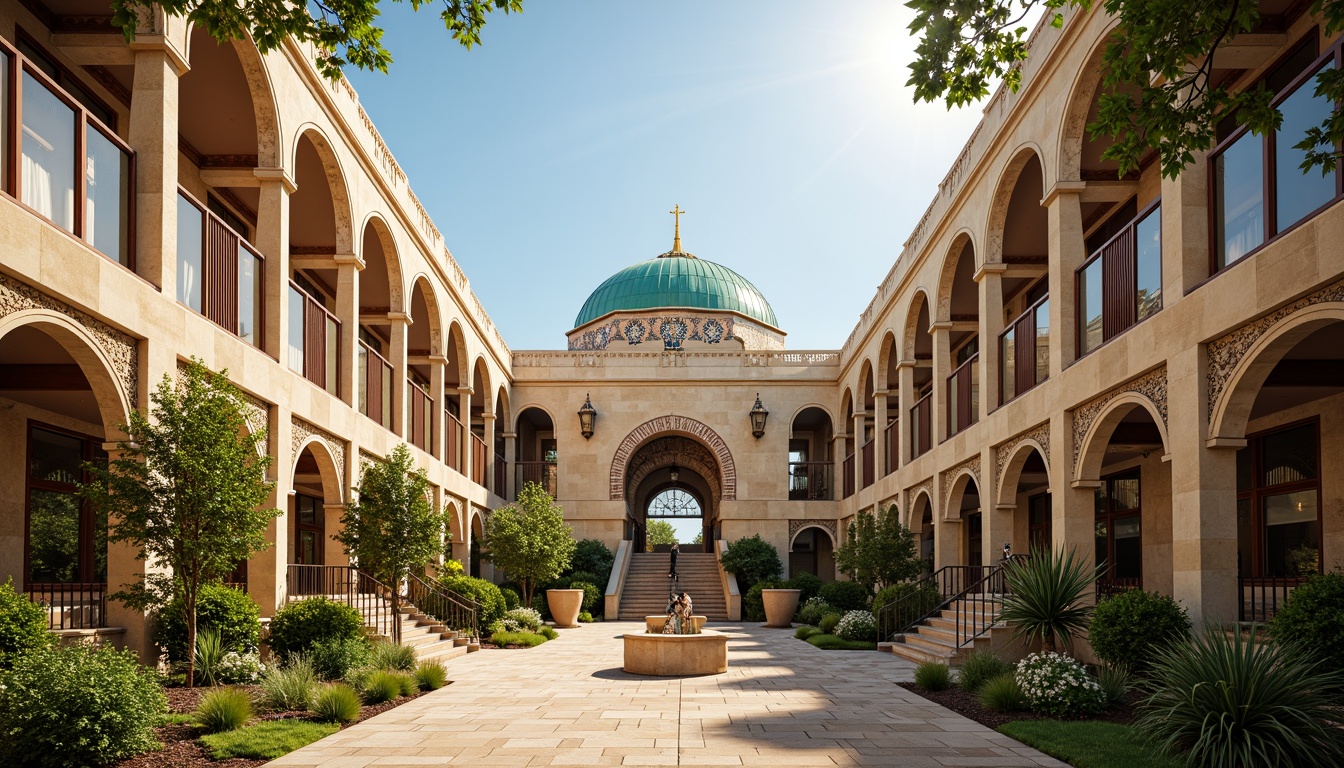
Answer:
805;633;877;651
158;713;198;726
998;720;1184;768
490;630;549;647
198;720;340;760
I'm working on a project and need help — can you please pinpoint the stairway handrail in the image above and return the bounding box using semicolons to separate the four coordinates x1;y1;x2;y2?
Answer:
874;566;960;641
286;563;401;642
950;563;1009;648
411;573;481;639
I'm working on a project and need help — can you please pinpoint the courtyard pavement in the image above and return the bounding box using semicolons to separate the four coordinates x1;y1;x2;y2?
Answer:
268;622;1067;767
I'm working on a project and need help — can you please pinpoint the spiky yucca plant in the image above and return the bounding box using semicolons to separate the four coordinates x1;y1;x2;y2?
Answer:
1138;626;1344;768
997;547;1098;653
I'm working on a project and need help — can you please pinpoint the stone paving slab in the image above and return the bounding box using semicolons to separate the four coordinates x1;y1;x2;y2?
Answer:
267;622;1067;768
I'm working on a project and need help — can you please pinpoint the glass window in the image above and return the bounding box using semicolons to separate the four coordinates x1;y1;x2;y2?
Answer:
21;71;76;231
1261;422;1317;485
1034;299;1049;383
1215;133;1265;268
288;286;306;375
1113;516;1142;580
1276;63;1337;231
1079;259;1103;353
29;427;82;483
1264;490;1319;576
357;344;369;415
1;54;9;192
28;490;81;582
176;196;203;312
85;127;131;266
1135;206;1162;320
1000;328;1015;404
238;247;261;346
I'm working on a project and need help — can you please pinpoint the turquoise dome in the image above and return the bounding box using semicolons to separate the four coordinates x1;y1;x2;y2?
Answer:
574;253;779;329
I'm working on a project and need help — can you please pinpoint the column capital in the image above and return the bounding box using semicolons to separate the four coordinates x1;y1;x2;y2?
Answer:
1040;180;1087;206
929;320;954;333
896;359;918;371
457;386;475;396
387;311;412;326
129;36;190;76
334;253;364;269
253;167;297;194
427;353;449;365
481;412;497;422
501;431;518;440
972;262;1008;283
873;390;890;399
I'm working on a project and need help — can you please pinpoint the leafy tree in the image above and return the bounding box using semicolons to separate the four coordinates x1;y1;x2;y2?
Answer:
833;505;922;590
82;358;277;687
646;520;677;550
568;539;615;586
111;0;523;81
335;443;445;638
907;0;1344;178
692;531;704;545
718;534;783;593
481;481;575;605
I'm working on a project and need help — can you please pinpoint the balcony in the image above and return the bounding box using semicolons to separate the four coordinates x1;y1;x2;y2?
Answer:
445;410;466;475
883;418;898;476
407;380;433;453
788;461;832;501
1000;295;1049;405
842;452;855;499
516;461;558;498
469;432;487;487
493;453;507;497
357;341;393;429
177;190;264;346
860;438;875;490
909;393;932;460
946;353;979;437
287;281;340;396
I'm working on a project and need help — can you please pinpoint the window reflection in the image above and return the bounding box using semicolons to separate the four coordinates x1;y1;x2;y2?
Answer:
1275;63;1336;230
176;196;203;312
85;128;131;266
21;70;76;232
1215;134;1265;268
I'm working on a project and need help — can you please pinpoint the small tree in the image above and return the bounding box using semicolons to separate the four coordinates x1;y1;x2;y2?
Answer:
481;481;575;605
833;505;922;590
646;520;677;550
83;359;277;687
335;444;444;640
718;534;783;593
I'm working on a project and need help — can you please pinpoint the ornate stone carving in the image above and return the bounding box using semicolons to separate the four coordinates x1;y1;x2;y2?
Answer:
907;477;935;524
789;519;838;544
291;416;348;485
1206;278;1344;422
0;273;138;410
359;449;382;474
610;415;736;501
625;436;721;504
940;455;982;507
994;422;1050;490
1070;366;1168;470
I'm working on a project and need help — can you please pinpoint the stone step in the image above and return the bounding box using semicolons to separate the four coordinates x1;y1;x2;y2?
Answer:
413;639;471;664
882;641;958;665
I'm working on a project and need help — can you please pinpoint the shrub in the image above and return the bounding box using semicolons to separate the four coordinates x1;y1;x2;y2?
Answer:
568;580;602;613
0;577;54;669
506;607;544;631
570;539;615;587
196;687;252;733
413;660;447;691
368;640;416;671
718;534;783;592
795;625;821;640
435;575;507;629
266;597;363;661
218;650;265;684
1271;572;1344;673
531;593;551;621
798;597;836;626
538;626;559;640
194;628;227;686
819;612;842;634
914;661;950;691
361;670;405;704
999;547;1097;653
500;587;521;611
578;611;594;623
156;582;261;663
1097;664;1132;709
834;610;877;642
1015;652;1103;716
310;683;362;723
872;580;940;619
958;650;1013;694
397;672;418;697
308;636;372;681
259;656;320;711
787;572;824;604
1089;589;1191;673
491;630;548;647
743;580;782;622
1138;626;1344;767
0;644;166;768
979;672;1025;712
819;580;871;612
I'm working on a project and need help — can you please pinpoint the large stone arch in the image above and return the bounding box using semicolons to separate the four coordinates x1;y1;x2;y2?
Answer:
609;416;736;501
876;330;899;390
996;438;1051;508
293;435;345;505
984;144;1047;265
935;230;978;323
943;469;979;522
359;213;406;314
407;273;444;356
1074;392;1170;484
1057;18;1124;182
902;289;933;359
789;521;838;550
291;124;355;255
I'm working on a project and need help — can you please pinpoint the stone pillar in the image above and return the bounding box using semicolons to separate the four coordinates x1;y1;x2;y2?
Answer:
1055;412;1095;567
1162;150;1211;295
388;312;411;438
1044;183;1086;376
982;446;1012;565
897;360;915;465
101;443;154;661
502;431;518;499
852;411;866;492
323;503;348;566
1169;346;1239;621
428;354;447;460
458;386;474;481
873;391;889;477
976;264;1007;411
251;406;292;620
482;412;498;496
334;255;361;408
931;322;952;444
128;40;185;292
831;434;847;501
254;169;294;362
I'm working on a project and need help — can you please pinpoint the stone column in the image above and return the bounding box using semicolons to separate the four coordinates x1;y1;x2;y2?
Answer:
1055;412;1096;567
831;434;847;501
1162;149;1211;295
251;406;291;620
458;386;474;481
976;264;1007;411
323;503;348;566
982;446;1012;565
482;412;498;496
254;169;294;362
428;354;447;460
101;443;154;661
930;322;952;444
334;255;361;408
897;360;915;465
873;391;889;478
852;411;866;492
388;312;411;438
502;431;518;500
1044;183;1086;376
128;40;186;292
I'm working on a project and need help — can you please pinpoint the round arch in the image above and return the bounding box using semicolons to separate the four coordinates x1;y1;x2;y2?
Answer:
0;311;132;439
407;273;444;356
789;523;837;551
788;402;836;426
943;470;979;521
902;289;933;359
182;27;282;168
984;144;1047;265
291;125;355;255
444;320;470;386
293;436;345;505
876;330;899;390
470;356;493;411
609;416;737;502
1209;304;1344;442
1075;393;1171;482
935;230;978;323
1056;19;1124;182
996;439;1051;508
494;385;511;430
358;213;406;315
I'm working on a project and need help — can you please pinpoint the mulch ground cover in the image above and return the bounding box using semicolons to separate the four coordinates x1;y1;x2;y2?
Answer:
897;682;1140;731
112;684;432;768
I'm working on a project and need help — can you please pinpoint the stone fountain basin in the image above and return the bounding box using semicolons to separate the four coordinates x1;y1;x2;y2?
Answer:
643;615;708;633
623;630;728;676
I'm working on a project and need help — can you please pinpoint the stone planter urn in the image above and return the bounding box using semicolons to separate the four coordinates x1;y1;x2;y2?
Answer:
547;588;584;628
761;588;801;628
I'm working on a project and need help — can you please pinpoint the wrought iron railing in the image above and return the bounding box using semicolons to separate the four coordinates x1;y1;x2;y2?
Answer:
1239;575;1306;623
27;582;106;630
787;461;832;500
409;573;480;639
516;461;558;498
287;564;399;642
873;562;1010;647
1095;562;1142;601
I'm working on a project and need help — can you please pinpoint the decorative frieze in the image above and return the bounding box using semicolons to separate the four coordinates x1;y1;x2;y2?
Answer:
789;519;838;544
994;422;1050;491
291;416;348;486
939;455;982;515
1071;366;1168;470
610;415;736;501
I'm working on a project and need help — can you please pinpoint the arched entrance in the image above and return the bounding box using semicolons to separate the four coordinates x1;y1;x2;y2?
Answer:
622;434;724;553
789;525;836;581
288;440;345;594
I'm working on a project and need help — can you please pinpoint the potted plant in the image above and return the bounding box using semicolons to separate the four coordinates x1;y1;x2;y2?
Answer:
546;588;584;628
761;588;802;628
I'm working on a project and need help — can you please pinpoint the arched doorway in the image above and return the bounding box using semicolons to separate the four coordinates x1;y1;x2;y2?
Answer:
996;441;1051;556
789;525;836;582
789;406;834;500
624;435;722;553
288;440;344;594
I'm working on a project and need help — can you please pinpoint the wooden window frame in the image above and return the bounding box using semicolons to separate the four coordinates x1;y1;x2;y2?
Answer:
1235;416;1322;578
23;421;105;587
176;187;266;347
1095;469;1142;586
1074;199;1163;360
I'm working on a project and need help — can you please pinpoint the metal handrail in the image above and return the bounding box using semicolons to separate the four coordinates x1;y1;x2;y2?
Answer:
287;564;399;642
873;563;1008;646
26;582;107;630
408;573;480;639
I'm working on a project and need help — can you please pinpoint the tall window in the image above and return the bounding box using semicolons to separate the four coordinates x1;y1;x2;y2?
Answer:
1077;201;1162;355
947;337;979;436
293;494;324;565
1028;493;1052;553
1000;280;1049;404
1095;471;1141;587
176;191;264;346
1236;420;1320;578
1214;41;1341;270
26;424;106;585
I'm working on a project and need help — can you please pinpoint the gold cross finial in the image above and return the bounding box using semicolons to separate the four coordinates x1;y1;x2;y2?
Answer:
670;204;685;253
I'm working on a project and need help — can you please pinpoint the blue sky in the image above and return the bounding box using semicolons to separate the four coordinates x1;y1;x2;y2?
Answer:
346;1;984;351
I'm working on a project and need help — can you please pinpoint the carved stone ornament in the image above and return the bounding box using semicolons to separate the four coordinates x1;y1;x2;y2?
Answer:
1071;366;1168;470
994;422;1050;491
0;273;138;409
940;455;982;514
1206;278;1344;422
789;519;838;544
907;477;935;519
610;415;736;501
359;449;382;472
291;416;348;485
625;436;722;505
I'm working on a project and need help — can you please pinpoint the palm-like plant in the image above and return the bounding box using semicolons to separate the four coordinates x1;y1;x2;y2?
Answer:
997;547;1098;653
1137;626;1344;767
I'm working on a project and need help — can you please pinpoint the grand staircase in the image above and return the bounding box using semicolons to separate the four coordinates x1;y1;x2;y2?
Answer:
618;552;728;620
880;595;1006;664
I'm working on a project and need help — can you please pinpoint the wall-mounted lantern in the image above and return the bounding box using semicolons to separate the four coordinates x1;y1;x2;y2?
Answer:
577;393;597;440
749;393;769;439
